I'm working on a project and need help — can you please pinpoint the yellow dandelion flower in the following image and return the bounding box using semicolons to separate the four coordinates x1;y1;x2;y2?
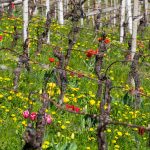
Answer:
107;129;111;133
71;133;75;139
52;111;56;115
8;96;12;100
112;140;116;144
64;96;69;103
89;100;96;106
61;125;66;129
89;128;94;131
0;94;4;98
117;132;122;136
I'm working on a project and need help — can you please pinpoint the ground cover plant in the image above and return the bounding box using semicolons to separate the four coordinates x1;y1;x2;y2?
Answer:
0;0;150;150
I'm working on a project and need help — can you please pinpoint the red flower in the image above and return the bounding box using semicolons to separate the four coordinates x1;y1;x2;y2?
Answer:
49;57;55;63
0;35;3;41
138;127;145;136
86;49;94;58
74;107;80;112
78;73;84;78
86;49;98;58
11;2;15;9
65;104;80;113
98;37;103;42
104;38;110;44
70;71;75;77
30;112;37;121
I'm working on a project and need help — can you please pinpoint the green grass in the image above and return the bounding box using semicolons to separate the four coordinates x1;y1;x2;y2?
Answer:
0;15;150;150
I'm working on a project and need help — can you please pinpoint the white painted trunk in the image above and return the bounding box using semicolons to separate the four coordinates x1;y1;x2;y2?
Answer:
23;0;29;42
81;3;84;26
120;0;126;43
46;0;50;44
113;0;117;25
131;0;139;60
126;0;132;34
64;0;68;14
58;0;64;25
143;0;148;25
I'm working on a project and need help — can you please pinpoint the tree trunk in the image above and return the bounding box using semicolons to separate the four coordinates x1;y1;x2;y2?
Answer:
143;0;148;26
23;0;29;42
58;0;64;25
120;0;126;43
131;0;139;60
46;0;50;44
126;0;132;34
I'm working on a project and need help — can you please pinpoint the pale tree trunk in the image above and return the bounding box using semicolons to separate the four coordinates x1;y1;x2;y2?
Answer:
120;0;126;43
33;0;38;15
126;0;132;34
64;0;68;14
87;0;90;20
131;0;139;60
113;0;117;26
58;0;64;25
23;0;29;42
143;0;148;26
46;0;50;44
54;2;57;19
105;0;108;19
81;3;84;26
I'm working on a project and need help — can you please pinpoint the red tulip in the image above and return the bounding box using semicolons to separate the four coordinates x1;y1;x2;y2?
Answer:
30;112;37;121
23;110;30;119
49;57;55;63
0;35;3;41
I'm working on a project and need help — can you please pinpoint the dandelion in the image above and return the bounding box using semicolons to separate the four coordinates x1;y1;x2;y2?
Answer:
89;100;96;106
64;96;69;103
112;140;116;144
0;94;4;98
71;133;75;139
106;129;111;133
114;145;120;149
61;125;66;129
89;128;94;131
22;121;27;126
117;131;123;136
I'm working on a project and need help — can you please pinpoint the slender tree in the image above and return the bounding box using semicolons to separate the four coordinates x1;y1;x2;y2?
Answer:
46;0;50;44
23;0;29;42
120;0;126;43
58;0;64;25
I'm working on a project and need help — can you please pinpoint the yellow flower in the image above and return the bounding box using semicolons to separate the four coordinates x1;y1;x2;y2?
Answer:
47;82;56;89
106;129;111;133
71;133;75;139
63;96;69;103
8;96;12;100
65;121;70;124
89;100;95;106
52;111;56;115
112;140;116;144
86;147;91;150
22;121;27;126
0;94;4;98
117;132;122;136
125;132;130;136
47;90;54;96
114;145;120;149
61;125;66;129
13;117;17;122
89;128;94;131
73;98;77;102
